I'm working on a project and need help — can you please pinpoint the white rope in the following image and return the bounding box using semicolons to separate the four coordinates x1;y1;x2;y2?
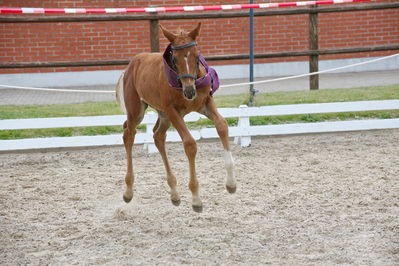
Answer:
0;53;398;93
219;53;399;88
0;84;115;93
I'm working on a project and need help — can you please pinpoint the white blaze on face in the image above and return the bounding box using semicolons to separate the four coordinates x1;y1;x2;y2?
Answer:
184;52;190;75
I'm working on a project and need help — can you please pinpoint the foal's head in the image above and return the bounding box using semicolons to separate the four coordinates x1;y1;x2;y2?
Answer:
160;23;202;100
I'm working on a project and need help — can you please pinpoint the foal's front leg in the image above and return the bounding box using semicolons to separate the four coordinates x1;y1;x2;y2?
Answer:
167;108;203;212
201;99;237;193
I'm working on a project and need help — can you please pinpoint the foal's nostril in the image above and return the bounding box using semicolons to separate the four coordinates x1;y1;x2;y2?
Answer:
183;85;196;100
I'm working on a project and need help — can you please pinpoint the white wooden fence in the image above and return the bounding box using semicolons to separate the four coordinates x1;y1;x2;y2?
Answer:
1;100;398;152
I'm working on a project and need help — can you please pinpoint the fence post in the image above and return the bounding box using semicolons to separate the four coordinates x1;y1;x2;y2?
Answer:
309;5;319;90
234;105;251;147
143;111;158;153
149;14;160;53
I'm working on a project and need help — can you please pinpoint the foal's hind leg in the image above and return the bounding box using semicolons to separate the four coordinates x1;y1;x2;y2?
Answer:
201;99;237;193
122;119;136;203
122;101;147;203
153;113;180;206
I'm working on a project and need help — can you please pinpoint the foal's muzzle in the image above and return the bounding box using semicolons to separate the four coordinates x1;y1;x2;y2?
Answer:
183;85;196;100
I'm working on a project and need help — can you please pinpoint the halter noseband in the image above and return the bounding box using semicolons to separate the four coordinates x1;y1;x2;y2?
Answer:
170;41;199;81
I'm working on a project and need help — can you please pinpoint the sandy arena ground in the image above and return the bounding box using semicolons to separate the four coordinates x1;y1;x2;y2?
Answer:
1;130;398;265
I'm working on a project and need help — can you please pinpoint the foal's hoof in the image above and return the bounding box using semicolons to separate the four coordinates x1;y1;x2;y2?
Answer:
192;205;203;213
171;199;181;206
226;185;237;194
123;194;133;203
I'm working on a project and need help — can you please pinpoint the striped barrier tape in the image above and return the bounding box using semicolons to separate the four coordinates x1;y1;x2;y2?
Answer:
0;0;369;14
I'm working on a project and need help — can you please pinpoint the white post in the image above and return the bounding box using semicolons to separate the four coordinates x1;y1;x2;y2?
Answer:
234;104;251;147
143;111;158;153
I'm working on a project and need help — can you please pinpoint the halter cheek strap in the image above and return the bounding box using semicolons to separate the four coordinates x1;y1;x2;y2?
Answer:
177;56;200;80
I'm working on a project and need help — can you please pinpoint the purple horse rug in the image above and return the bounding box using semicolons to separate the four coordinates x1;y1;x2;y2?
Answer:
162;44;220;96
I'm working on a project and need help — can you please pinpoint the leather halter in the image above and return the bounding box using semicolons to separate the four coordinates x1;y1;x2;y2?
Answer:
170;41;199;80
162;43;220;95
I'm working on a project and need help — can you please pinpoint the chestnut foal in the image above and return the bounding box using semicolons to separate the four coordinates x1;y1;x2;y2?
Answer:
116;23;236;212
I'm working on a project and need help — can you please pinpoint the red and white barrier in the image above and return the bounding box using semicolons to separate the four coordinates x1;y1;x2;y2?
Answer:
0;0;369;14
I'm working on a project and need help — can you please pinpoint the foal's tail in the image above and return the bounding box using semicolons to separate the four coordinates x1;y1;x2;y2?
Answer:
115;71;126;114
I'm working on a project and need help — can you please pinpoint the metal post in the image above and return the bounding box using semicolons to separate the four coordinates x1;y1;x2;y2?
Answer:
248;0;256;106
309;5;319;90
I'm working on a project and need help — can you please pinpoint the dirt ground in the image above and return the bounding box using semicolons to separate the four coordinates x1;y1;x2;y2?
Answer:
1;130;398;265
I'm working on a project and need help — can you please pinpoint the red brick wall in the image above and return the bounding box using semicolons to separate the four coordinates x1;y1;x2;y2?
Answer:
1;0;398;74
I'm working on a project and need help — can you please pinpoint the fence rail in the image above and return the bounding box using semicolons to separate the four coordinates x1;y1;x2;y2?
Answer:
2;45;398;69
1;100;398;152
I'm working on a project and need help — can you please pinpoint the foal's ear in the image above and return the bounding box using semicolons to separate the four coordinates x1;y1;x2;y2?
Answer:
188;22;201;40
160;24;177;43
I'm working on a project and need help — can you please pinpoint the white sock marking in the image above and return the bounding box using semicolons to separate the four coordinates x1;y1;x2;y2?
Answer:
224;150;236;187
